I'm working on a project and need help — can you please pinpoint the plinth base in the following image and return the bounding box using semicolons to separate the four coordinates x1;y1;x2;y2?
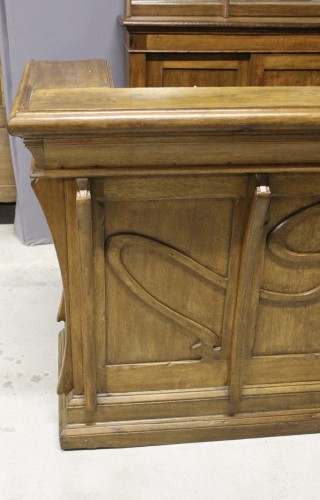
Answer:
59;331;320;450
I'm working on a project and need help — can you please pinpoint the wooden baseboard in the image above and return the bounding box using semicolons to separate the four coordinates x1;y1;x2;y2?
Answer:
59;398;320;450
58;330;320;450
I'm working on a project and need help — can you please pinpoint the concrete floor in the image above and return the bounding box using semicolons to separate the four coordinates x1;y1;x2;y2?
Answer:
1;221;320;500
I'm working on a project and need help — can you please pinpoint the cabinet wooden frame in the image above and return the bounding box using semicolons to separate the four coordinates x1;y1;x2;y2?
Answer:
127;0;320;18
9;59;320;449
123;0;320;90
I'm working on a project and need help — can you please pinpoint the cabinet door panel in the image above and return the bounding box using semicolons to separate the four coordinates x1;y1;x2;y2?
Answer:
250;54;320;86
147;55;250;87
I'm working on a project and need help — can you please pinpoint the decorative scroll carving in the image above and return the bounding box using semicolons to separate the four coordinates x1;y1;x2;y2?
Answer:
260;285;320;303
262;202;320;303
267;202;320;263
106;234;227;360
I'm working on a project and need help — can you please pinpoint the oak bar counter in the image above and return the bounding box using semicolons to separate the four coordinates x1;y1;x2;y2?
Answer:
9;59;320;449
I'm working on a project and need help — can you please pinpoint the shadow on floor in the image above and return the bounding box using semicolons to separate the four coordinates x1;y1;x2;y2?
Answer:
0;203;15;224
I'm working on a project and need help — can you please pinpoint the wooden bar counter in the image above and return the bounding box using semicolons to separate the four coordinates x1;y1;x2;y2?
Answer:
8;60;320;449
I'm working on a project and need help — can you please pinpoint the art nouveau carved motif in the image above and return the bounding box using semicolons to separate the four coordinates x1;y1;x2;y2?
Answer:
261;203;320;303
268;202;320;263
253;200;320;357
107;234;226;360
103;192;242;370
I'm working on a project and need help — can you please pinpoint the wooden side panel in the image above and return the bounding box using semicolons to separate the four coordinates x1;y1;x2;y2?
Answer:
250;54;320;86
32;178;73;395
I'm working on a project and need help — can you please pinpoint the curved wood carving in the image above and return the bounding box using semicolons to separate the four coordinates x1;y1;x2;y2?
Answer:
267;202;320;263
260;285;320;303
106;234;226;360
262;202;320;303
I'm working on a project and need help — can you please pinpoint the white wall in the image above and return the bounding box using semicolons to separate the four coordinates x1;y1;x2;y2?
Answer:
0;0;125;244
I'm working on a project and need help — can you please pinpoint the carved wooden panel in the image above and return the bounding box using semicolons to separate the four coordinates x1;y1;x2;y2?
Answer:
254;199;320;357
89;172;320;394
98;174;248;392
239;175;320;389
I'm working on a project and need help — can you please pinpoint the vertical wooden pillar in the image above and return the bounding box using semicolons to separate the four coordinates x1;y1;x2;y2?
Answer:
76;179;97;413
229;181;271;411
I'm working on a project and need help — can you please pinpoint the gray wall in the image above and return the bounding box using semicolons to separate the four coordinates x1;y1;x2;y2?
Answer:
0;0;125;244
